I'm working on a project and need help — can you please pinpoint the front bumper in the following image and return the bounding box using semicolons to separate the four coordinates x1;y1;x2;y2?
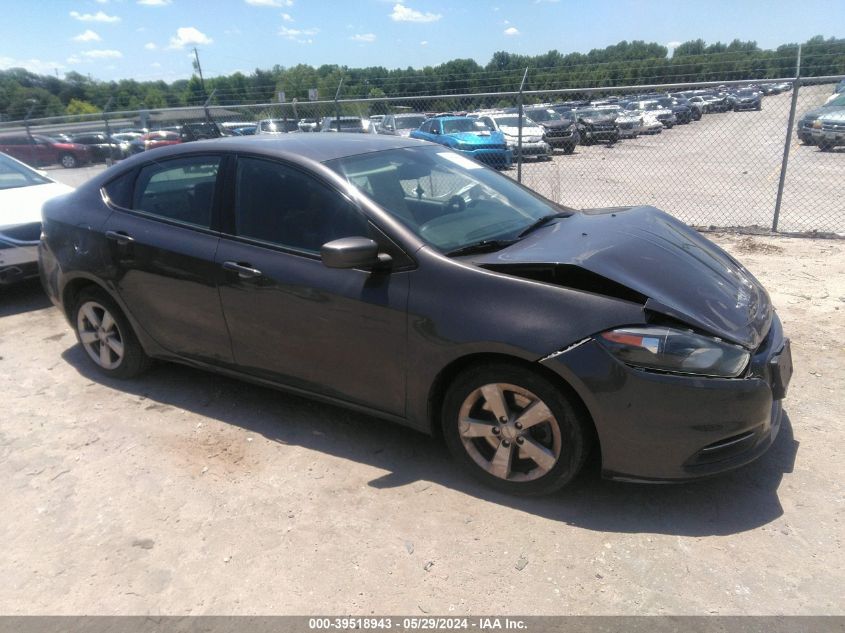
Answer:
457;147;513;168
734;101;761;110
811;127;845;146
507;140;551;157
583;127;618;141
0;224;40;284
540;313;791;481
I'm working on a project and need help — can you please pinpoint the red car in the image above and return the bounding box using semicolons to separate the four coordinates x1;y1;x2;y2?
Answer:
0;134;92;168
128;131;182;154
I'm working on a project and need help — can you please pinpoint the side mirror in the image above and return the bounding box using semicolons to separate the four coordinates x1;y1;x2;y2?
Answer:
321;237;390;269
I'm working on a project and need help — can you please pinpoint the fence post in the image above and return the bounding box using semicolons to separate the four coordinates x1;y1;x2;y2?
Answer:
102;97;114;165
517;67;528;183
203;89;217;125
334;77;344;131
24;99;37;166
772;45;802;232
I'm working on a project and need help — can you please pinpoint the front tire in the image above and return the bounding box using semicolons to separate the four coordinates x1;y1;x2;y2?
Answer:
442;363;591;495
73;288;151;379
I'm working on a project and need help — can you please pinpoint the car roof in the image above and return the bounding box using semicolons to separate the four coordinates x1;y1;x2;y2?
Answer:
118;134;432;167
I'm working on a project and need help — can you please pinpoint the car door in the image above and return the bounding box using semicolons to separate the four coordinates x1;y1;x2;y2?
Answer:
102;153;233;364
215;155;410;415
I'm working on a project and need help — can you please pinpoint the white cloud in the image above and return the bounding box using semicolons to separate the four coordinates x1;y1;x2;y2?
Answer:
0;56;64;74
151;62;162;68
351;33;376;43
281;12;293;21
66;56;81;65
72;30;101;42
168;26;213;49
138;0;171;5
69;10;121;22
278;25;318;42
144;42;157;50
420;40;428;46
245;0;292;6
81;49;123;59
503;26;520;36
390;3;442;23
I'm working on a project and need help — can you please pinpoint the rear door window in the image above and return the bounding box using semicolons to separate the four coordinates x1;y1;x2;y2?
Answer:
132;155;220;229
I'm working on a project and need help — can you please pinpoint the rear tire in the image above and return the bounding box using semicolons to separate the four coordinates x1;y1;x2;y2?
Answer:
60;153;78;169
442;362;591;495
72;287;151;379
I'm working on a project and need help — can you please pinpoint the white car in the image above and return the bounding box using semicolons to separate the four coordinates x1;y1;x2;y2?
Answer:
594;106;643;138
0;152;73;284
472;113;552;159
639;111;664;135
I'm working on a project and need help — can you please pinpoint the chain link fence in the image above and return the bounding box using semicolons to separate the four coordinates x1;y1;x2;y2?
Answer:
2;76;843;236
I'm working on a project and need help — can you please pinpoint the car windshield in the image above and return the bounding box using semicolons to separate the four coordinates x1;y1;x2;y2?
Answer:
327;145;571;254
441;119;488;133
395;116;426;129
525;109;558;122
492;116;527;127
0;153;51;190
578;109;610;117
826;93;845;107
737;90;756;97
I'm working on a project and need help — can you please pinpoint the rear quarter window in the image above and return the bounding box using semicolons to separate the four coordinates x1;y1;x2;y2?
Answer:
102;169;137;209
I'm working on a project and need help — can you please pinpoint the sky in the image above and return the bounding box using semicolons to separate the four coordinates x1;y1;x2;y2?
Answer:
1;0;843;83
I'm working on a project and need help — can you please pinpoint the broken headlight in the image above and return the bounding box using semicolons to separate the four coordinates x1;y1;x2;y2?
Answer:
597;326;750;378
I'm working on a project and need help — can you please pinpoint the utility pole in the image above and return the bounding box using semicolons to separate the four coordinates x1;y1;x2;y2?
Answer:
192;47;206;96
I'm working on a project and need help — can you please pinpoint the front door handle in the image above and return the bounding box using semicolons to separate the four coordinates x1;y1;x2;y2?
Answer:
105;230;135;245
222;261;263;279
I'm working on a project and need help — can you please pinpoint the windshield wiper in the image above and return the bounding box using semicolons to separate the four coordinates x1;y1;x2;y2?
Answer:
445;239;516;257
517;211;571;238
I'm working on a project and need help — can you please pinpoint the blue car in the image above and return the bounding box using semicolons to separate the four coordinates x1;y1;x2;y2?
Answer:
410;116;512;169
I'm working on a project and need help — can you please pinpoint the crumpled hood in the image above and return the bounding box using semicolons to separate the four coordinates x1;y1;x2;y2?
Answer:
471;205;772;349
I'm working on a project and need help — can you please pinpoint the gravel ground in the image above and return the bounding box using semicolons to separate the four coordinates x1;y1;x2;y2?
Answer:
0;233;842;615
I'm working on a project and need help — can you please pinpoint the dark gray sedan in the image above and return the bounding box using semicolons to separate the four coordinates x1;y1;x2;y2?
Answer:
39;135;792;495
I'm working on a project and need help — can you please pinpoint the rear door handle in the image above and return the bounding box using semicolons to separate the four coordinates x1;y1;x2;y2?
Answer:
105;230;135;245
222;261;263;279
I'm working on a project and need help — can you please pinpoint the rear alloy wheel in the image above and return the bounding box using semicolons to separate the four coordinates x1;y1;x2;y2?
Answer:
60;153;78;169
73;288;151;379
443;363;590;495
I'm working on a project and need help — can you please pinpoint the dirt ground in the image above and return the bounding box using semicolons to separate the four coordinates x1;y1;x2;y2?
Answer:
0;233;842;615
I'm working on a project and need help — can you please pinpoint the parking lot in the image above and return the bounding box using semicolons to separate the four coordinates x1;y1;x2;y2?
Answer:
517;86;844;235
1;233;842;615
42;85;844;236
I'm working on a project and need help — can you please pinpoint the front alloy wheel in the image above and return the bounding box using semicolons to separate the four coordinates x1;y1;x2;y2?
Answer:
458;383;561;482
443;364;590;495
